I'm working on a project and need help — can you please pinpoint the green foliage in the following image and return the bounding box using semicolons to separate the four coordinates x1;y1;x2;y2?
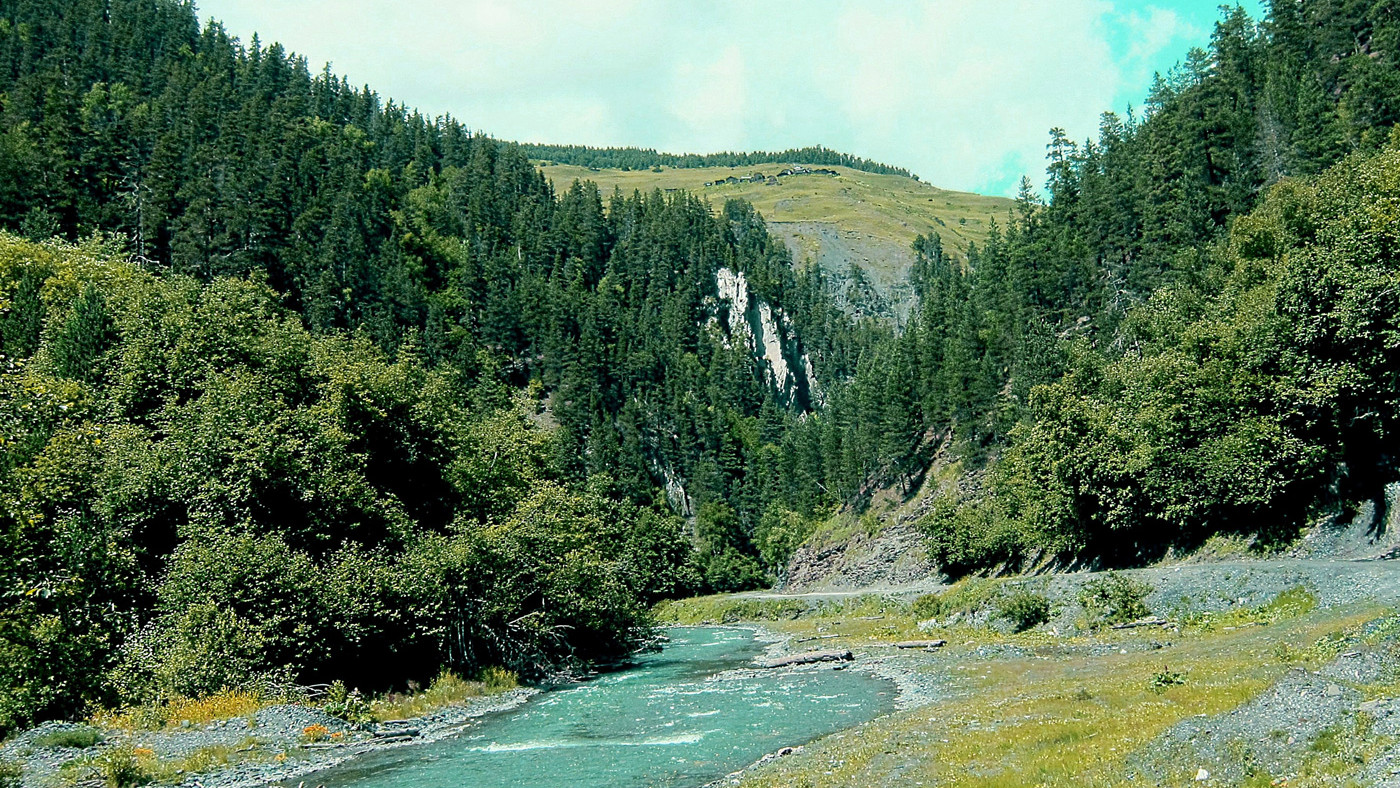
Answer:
479;666;518;693
695;501;767;593
753;504;816;574
0;236;670;731
32;726;104;749
519;143;915;178
1150;666;1187;692
94;746;153;787
995;589;1052;632
3;0;1400;740
0;759;19;788
1078;573;1153;628
910;592;947;621
321;681;372;725
653;595;807;625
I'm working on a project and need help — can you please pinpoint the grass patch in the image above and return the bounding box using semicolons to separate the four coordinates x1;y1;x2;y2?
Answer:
654;595;809;625
535;163;1013;264
163;742;265;778
803;511;885;551
0;759;19;788
1288;713;1394;786
735;606;1381;788
32;726;104;749
60;740;269;787
1184;586;1319;633
95;689;269;731
62;745;158;788
369;669;518;722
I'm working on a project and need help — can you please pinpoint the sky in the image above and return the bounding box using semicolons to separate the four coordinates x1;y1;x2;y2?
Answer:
193;1;1267;196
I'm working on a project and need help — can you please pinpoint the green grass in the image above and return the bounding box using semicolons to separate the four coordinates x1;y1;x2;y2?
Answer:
734;606;1386;788
1181;585;1319;633
32;726;104;749
650;584;1386;787
58;740;270;787
370;669;518;722
654;595;814;625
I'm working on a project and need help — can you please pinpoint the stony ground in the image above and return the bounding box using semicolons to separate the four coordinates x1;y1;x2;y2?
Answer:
0;689;535;788
672;553;1400;788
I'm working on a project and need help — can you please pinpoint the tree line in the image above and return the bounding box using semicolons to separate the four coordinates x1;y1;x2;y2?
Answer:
520;143;916;178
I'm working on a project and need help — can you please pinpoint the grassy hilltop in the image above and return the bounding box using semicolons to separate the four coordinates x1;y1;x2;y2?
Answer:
536;162;1014;311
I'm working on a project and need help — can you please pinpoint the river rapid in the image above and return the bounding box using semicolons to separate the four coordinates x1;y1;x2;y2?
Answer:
318;626;893;788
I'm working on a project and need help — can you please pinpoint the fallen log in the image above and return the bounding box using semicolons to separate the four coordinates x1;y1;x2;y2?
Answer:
892;640;947;650
1111;616;1171;630
758;649;853;668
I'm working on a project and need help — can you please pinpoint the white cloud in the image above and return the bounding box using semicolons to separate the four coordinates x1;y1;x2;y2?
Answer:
667;46;748;152
194;0;1220;195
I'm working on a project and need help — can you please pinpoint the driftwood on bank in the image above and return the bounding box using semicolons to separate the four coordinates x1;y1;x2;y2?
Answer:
1111;616;1173;630
757;649;854;668
892;640;947;650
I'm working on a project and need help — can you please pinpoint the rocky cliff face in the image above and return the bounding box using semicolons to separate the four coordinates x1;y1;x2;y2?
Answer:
712;267;819;410
660;268;821;519
783;518;936;591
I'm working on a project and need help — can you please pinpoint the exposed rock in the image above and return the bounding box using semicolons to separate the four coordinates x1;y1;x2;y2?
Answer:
1292;480;1400;560
711;266;817;410
784;519;935;591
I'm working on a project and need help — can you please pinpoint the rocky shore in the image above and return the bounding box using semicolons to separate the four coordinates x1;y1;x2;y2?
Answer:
1;689;537;788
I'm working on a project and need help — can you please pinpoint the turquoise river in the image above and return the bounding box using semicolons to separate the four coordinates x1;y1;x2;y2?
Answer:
319;626;893;788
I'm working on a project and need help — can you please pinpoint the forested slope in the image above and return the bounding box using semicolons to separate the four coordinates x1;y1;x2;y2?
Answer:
0;0;890;732
4;0;1400;738
807;2;1400;572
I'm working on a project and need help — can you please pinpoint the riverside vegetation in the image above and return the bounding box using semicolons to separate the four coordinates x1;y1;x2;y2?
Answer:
1;0;1400;784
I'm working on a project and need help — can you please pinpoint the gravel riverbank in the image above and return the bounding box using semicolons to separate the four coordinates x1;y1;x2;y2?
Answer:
0;689;538;788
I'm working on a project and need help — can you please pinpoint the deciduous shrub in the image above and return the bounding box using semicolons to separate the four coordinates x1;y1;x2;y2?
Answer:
0;759;21;788
1078;572;1153;628
910;592;947;621
995;589;1052;632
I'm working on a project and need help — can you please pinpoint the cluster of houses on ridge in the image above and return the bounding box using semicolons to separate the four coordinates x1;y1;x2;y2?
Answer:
702;164;840;188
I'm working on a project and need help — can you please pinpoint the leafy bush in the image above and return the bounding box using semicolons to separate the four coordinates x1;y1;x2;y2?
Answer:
94;746;154;788
754;504;816;574
322;681;372;725
700;548;767;593
0;759;21;788
1078;572;1153;628
480;667;518;693
1150;666;1187;692
33;726;104;749
910;592;947;621
996;589;1052;632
